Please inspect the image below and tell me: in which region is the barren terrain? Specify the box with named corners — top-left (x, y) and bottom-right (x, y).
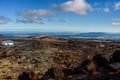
top-left (0, 36), bottom-right (120, 80)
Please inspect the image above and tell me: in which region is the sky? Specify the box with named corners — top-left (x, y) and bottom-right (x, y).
top-left (0, 0), bottom-right (120, 32)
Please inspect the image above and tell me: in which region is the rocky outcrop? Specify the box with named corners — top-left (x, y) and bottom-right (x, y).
top-left (110, 50), bottom-right (120, 63)
top-left (92, 54), bottom-right (110, 68)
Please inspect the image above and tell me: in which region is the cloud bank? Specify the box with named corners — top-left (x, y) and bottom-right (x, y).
top-left (112, 18), bottom-right (120, 26)
top-left (112, 22), bottom-right (120, 26)
top-left (0, 16), bottom-right (11, 24)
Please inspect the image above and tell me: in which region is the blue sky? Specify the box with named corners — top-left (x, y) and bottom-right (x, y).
top-left (0, 0), bottom-right (120, 32)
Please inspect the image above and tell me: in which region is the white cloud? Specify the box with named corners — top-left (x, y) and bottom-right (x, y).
top-left (32, 16), bottom-right (43, 24)
top-left (16, 16), bottom-right (43, 24)
top-left (20, 9), bottom-right (54, 16)
top-left (16, 17), bottom-right (26, 23)
top-left (60, 0), bottom-right (92, 15)
top-left (115, 1), bottom-right (120, 10)
top-left (112, 22), bottom-right (120, 26)
top-left (0, 16), bottom-right (11, 24)
top-left (17, 9), bottom-right (54, 24)
top-left (113, 18), bottom-right (120, 21)
top-left (103, 8), bottom-right (110, 12)
top-left (112, 18), bottom-right (120, 26)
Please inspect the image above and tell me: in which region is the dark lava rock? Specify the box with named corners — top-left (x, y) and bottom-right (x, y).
top-left (65, 73), bottom-right (110, 80)
top-left (67, 40), bottom-right (74, 44)
top-left (18, 71), bottom-right (37, 80)
top-left (63, 59), bottom-right (91, 77)
top-left (40, 68), bottom-right (55, 80)
top-left (18, 72), bottom-right (31, 80)
top-left (110, 63), bottom-right (120, 70)
top-left (92, 54), bottom-right (110, 68)
top-left (110, 50), bottom-right (120, 63)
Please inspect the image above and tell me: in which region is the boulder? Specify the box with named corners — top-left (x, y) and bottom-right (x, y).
top-left (92, 54), bottom-right (110, 68)
top-left (110, 63), bottom-right (120, 70)
top-left (110, 50), bottom-right (120, 63)
top-left (18, 72), bottom-right (31, 80)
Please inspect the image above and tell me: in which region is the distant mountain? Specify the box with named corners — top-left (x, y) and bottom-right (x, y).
top-left (72, 32), bottom-right (108, 37)
top-left (0, 34), bottom-right (4, 37)
top-left (1, 32), bottom-right (120, 40)
top-left (70, 32), bottom-right (120, 40)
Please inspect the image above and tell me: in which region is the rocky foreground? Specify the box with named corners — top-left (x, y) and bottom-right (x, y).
top-left (0, 36), bottom-right (120, 80)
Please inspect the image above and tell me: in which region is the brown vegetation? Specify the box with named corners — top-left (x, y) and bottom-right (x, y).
top-left (0, 36), bottom-right (120, 79)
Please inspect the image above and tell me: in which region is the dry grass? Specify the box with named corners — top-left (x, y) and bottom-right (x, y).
top-left (87, 61), bottom-right (96, 73)
top-left (53, 64), bottom-right (65, 80)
